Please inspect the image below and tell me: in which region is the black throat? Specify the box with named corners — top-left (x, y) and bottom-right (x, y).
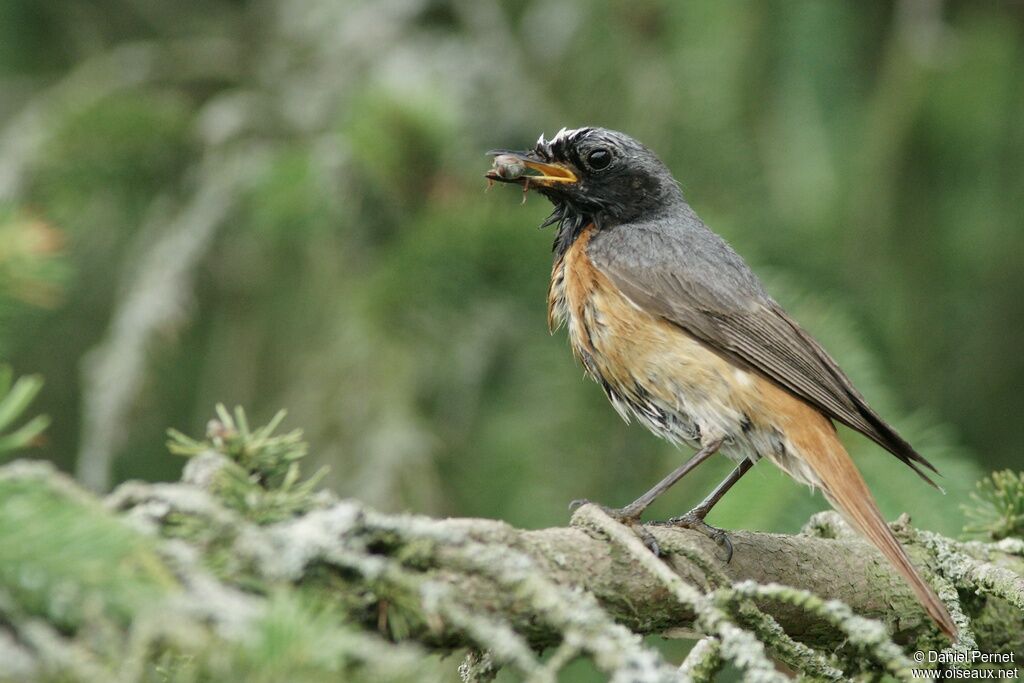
top-left (544, 201), bottom-right (594, 260)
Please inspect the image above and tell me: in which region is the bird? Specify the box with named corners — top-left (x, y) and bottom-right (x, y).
top-left (485, 126), bottom-right (957, 640)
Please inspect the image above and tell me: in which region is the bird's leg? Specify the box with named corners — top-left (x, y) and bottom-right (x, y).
top-left (663, 458), bottom-right (754, 563)
top-left (615, 438), bottom-right (725, 518)
top-left (570, 439), bottom-right (723, 555)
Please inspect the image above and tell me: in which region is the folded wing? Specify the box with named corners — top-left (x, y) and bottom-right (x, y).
top-left (592, 229), bottom-right (940, 486)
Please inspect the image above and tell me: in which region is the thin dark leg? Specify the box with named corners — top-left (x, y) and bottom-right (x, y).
top-left (689, 458), bottom-right (753, 518)
top-left (570, 439), bottom-right (723, 555)
top-left (664, 458), bottom-right (754, 563)
top-left (616, 438), bottom-right (724, 518)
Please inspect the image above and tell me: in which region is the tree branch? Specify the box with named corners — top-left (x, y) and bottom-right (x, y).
top-left (2, 445), bottom-right (1022, 682)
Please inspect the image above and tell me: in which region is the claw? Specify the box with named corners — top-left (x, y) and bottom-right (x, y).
top-left (569, 499), bottom-right (661, 556)
top-left (667, 510), bottom-right (735, 563)
top-left (709, 527), bottom-right (734, 564)
top-left (636, 525), bottom-right (661, 557)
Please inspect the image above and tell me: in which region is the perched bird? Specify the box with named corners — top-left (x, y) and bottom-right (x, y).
top-left (485, 127), bottom-right (957, 639)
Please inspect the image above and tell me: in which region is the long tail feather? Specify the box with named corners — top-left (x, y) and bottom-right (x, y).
top-left (804, 428), bottom-right (958, 639)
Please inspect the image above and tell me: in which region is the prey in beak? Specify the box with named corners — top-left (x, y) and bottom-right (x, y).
top-left (485, 151), bottom-right (577, 203)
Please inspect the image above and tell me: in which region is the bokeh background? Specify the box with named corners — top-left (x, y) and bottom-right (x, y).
top-left (2, 0), bottom-right (1022, 568)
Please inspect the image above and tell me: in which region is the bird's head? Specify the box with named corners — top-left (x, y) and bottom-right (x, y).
top-left (486, 127), bottom-right (683, 232)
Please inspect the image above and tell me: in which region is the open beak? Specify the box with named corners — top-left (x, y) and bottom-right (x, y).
top-left (485, 151), bottom-right (578, 187)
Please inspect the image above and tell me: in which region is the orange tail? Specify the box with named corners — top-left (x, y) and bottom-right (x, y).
top-left (803, 428), bottom-right (958, 639)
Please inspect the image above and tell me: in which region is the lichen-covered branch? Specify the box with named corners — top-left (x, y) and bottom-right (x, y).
top-left (1, 408), bottom-right (1022, 682)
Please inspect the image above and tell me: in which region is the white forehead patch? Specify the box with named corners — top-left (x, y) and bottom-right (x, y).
top-left (535, 127), bottom-right (590, 160)
top-left (539, 127), bottom-right (582, 149)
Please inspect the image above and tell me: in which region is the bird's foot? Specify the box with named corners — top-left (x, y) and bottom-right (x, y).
top-left (661, 509), bottom-right (734, 563)
top-left (569, 498), bottom-right (661, 556)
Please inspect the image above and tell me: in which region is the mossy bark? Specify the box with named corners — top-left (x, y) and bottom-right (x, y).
top-left (1, 456), bottom-right (1021, 682)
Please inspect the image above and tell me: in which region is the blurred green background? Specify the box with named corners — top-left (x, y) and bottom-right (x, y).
top-left (1, 0), bottom-right (1021, 546)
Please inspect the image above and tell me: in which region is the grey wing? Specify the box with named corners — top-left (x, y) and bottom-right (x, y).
top-left (590, 224), bottom-right (940, 486)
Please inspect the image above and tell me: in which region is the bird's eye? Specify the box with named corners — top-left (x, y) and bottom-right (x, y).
top-left (586, 148), bottom-right (612, 171)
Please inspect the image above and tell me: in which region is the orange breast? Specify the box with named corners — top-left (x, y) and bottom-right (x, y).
top-left (549, 226), bottom-right (740, 412)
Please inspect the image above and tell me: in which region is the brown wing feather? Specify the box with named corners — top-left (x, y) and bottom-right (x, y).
top-left (598, 260), bottom-right (941, 487)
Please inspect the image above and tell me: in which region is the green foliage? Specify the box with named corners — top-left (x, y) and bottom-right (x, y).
top-left (167, 405), bottom-right (326, 524)
top-left (963, 470), bottom-right (1024, 541)
top-left (195, 592), bottom-right (435, 683)
top-left (0, 461), bottom-right (442, 683)
top-left (148, 592), bottom-right (438, 683)
top-left (0, 366), bottom-right (49, 459)
top-left (0, 208), bottom-right (67, 354)
top-left (243, 146), bottom-right (339, 241)
top-left (0, 465), bottom-right (175, 631)
top-left (0, 209), bottom-right (64, 305)
top-left (28, 92), bottom-right (196, 226)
